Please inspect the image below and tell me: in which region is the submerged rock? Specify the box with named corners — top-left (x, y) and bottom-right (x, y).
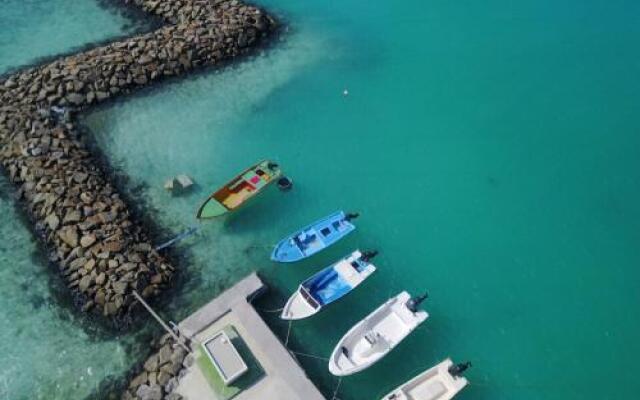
top-left (164, 174), bottom-right (195, 195)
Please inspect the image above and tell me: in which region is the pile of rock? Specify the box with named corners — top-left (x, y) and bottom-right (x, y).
top-left (0, 106), bottom-right (173, 316)
top-left (123, 333), bottom-right (192, 400)
top-left (0, 0), bottom-right (276, 321)
top-left (1, 1), bottom-right (276, 110)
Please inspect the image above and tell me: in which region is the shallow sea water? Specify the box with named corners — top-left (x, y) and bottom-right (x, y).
top-left (0, 2), bottom-right (152, 399)
top-left (0, 0), bottom-right (150, 74)
top-left (0, 175), bottom-right (149, 400)
top-left (2, 0), bottom-right (640, 399)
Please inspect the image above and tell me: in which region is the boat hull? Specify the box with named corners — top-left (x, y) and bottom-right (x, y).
top-left (281, 290), bottom-right (319, 320)
top-left (271, 210), bottom-right (356, 262)
top-left (328, 291), bottom-right (428, 376)
top-left (380, 358), bottom-right (469, 400)
top-left (281, 250), bottom-right (376, 320)
top-left (197, 160), bottom-right (281, 219)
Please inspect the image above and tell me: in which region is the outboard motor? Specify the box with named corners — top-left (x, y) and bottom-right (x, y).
top-left (267, 162), bottom-right (279, 170)
top-left (360, 250), bottom-right (379, 262)
top-left (277, 176), bottom-right (293, 191)
top-left (344, 212), bottom-right (360, 221)
top-left (448, 361), bottom-right (472, 377)
top-left (406, 292), bottom-right (428, 313)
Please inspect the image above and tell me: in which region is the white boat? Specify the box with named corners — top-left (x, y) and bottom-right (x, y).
top-left (380, 358), bottom-right (471, 400)
top-left (328, 291), bottom-right (429, 376)
top-left (280, 250), bottom-right (377, 321)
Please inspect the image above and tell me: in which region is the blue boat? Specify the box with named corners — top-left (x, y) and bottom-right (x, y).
top-left (271, 211), bottom-right (359, 262)
top-left (280, 250), bottom-right (378, 320)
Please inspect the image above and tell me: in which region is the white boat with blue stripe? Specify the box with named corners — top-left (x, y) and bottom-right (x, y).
top-left (271, 211), bottom-right (359, 263)
top-left (280, 250), bottom-right (378, 320)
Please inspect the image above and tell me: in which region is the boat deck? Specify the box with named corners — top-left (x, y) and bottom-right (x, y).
top-left (175, 273), bottom-right (325, 400)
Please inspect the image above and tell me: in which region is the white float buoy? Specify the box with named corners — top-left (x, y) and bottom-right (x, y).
top-left (343, 89), bottom-right (349, 97)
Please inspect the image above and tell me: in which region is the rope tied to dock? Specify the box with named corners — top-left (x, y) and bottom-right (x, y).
top-left (288, 351), bottom-right (329, 362)
top-left (331, 377), bottom-right (343, 400)
top-left (284, 320), bottom-right (293, 347)
top-left (257, 306), bottom-right (284, 313)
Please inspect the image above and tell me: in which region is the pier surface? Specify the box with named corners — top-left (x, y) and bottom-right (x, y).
top-left (176, 273), bottom-right (326, 400)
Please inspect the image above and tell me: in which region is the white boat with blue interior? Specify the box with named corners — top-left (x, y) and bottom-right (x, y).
top-left (281, 250), bottom-right (378, 320)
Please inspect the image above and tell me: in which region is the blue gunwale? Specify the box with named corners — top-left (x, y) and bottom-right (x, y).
top-left (302, 255), bottom-right (371, 306)
top-left (271, 210), bottom-right (356, 263)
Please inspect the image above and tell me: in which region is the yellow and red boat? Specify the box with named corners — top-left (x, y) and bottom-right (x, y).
top-left (196, 160), bottom-right (282, 219)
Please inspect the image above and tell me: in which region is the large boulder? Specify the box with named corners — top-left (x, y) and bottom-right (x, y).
top-left (136, 384), bottom-right (162, 400)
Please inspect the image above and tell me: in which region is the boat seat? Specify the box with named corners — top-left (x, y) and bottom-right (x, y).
top-left (406, 381), bottom-right (447, 400)
top-left (360, 332), bottom-right (389, 358)
top-left (365, 331), bottom-right (378, 345)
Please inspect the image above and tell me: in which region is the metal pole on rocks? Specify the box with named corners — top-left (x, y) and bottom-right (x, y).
top-left (132, 290), bottom-right (192, 353)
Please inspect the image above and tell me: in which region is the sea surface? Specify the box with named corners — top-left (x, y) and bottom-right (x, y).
top-left (2, 0), bottom-right (640, 399)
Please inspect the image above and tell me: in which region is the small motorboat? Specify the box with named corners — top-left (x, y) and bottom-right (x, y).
top-left (197, 160), bottom-right (281, 219)
top-left (281, 250), bottom-right (378, 320)
top-left (380, 358), bottom-right (471, 400)
top-left (328, 291), bottom-right (429, 376)
top-left (271, 210), bottom-right (359, 262)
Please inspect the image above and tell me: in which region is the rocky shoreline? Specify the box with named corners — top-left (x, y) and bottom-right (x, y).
top-left (122, 334), bottom-right (191, 400)
top-left (0, 0), bottom-right (276, 321)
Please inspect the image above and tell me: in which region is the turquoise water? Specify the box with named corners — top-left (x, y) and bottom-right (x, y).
top-left (0, 0), bottom-right (149, 74)
top-left (2, 0), bottom-right (640, 399)
top-left (0, 2), bottom-right (153, 400)
top-left (82, 0), bottom-right (640, 399)
top-left (0, 176), bottom-right (147, 399)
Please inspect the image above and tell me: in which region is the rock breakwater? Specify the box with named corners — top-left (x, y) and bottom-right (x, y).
top-left (0, 0), bottom-right (276, 321)
top-left (123, 333), bottom-right (190, 400)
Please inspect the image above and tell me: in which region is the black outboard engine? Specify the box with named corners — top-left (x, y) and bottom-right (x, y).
top-left (277, 176), bottom-right (293, 191)
top-left (344, 212), bottom-right (360, 221)
top-left (360, 250), bottom-right (379, 262)
top-left (448, 361), bottom-right (472, 377)
top-left (406, 292), bottom-right (428, 313)
top-left (267, 162), bottom-right (279, 170)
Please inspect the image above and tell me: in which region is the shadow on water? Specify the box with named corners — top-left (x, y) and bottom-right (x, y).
top-left (222, 186), bottom-right (296, 234)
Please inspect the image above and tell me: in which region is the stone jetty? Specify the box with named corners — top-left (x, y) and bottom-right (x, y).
top-left (124, 333), bottom-right (190, 400)
top-left (0, 0), bottom-right (276, 320)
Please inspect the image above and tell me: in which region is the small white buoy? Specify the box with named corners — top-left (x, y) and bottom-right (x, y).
top-left (343, 89), bottom-right (349, 97)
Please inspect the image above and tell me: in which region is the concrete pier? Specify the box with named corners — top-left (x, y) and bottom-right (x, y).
top-left (175, 273), bottom-right (326, 400)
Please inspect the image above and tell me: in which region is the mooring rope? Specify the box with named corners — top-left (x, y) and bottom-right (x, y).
top-left (288, 351), bottom-right (329, 362)
top-left (284, 320), bottom-right (293, 347)
top-left (277, 320), bottom-right (344, 399)
top-left (155, 226), bottom-right (198, 251)
top-left (258, 307), bottom-right (285, 313)
top-left (331, 377), bottom-right (343, 400)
